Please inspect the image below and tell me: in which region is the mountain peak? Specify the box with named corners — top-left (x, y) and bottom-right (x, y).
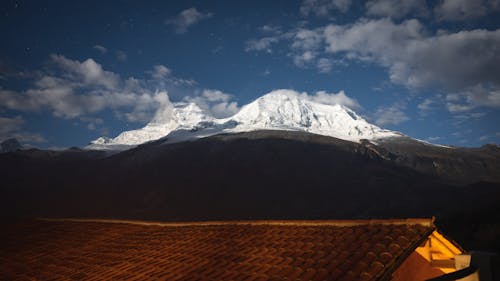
top-left (0, 138), bottom-right (23, 153)
top-left (231, 89), bottom-right (395, 141)
top-left (87, 89), bottom-right (401, 150)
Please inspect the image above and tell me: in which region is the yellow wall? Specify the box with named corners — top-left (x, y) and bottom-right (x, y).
top-left (415, 230), bottom-right (463, 273)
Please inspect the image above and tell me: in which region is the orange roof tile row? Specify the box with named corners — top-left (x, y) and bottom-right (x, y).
top-left (1, 219), bottom-right (434, 281)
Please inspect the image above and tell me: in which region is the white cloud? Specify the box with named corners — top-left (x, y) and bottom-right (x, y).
top-left (171, 77), bottom-right (197, 86)
top-left (290, 28), bottom-right (324, 68)
top-left (211, 45), bottom-right (223, 54)
top-left (151, 65), bottom-right (172, 80)
top-left (245, 27), bottom-right (296, 54)
top-left (479, 135), bottom-right (490, 141)
top-left (426, 136), bottom-right (441, 142)
top-left (256, 89), bottom-right (360, 109)
top-left (0, 115), bottom-right (45, 143)
top-left (434, 0), bottom-right (499, 21)
top-left (147, 91), bottom-right (176, 124)
top-left (210, 102), bottom-right (240, 118)
top-left (446, 103), bottom-right (475, 113)
top-left (418, 98), bottom-right (435, 112)
top-left (261, 69), bottom-right (271, 76)
top-left (0, 78), bottom-right (110, 118)
top-left (260, 25), bottom-right (282, 34)
top-left (245, 37), bottom-right (280, 53)
top-left (0, 89), bottom-right (38, 111)
top-left (0, 116), bottom-right (24, 135)
top-left (452, 112), bottom-right (485, 126)
top-left (462, 85), bottom-right (500, 108)
top-left (292, 29), bottom-right (324, 51)
top-left (50, 54), bottom-right (119, 89)
top-left (201, 89), bottom-right (232, 102)
top-left (184, 89), bottom-right (240, 118)
top-left (293, 51), bottom-right (316, 67)
top-left (373, 103), bottom-right (409, 126)
top-left (116, 50), bottom-right (127, 62)
top-left (0, 55), bottom-right (174, 122)
top-left (247, 17), bottom-right (500, 113)
top-left (323, 18), bottom-right (424, 72)
top-left (365, 0), bottom-right (429, 19)
top-left (322, 19), bottom-right (500, 111)
top-left (124, 91), bottom-right (171, 122)
top-left (167, 7), bottom-right (213, 34)
top-left (300, 0), bottom-right (352, 17)
top-left (317, 58), bottom-right (333, 73)
top-left (307, 90), bottom-right (360, 109)
top-left (80, 116), bottom-right (103, 131)
top-left (148, 64), bottom-right (196, 86)
top-left (93, 45), bottom-right (108, 54)
top-left (446, 84), bottom-right (500, 112)
top-left (325, 19), bottom-right (500, 88)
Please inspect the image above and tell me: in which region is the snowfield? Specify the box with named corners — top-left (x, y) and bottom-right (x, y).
top-left (88, 89), bottom-right (401, 150)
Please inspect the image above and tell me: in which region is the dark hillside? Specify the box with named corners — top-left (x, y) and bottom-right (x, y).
top-left (1, 131), bottom-right (499, 252)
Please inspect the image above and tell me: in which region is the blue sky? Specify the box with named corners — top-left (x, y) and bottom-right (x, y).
top-left (1, 0), bottom-right (499, 148)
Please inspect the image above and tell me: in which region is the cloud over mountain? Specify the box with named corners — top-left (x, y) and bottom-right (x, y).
top-left (0, 55), bottom-right (158, 120)
top-left (365, 0), bottom-right (429, 19)
top-left (246, 17), bottom-right (500, 113)
top-left (166, 7), bottom-right (213, 34)
top-left (434, 0), bottom-right (500, 21)
top-left (184, 89), bottom-right (240, 118)
top-left (0, 55), bottom-right (224, 124)
top-left (300, 0), bottom-right (352, 17)
top-left (0, 116), bottom-right (45, 143)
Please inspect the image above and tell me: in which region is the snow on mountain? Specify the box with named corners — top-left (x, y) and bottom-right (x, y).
top-left (229, 90), bottom-right (398, 141)
top-left (87, 89), bottom-right (401, 150)
top-left (88, 101), bottom-right (214, 150)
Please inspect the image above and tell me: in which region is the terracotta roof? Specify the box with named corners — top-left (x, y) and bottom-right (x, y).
top-left (1, 218), bottom-right (435, 281)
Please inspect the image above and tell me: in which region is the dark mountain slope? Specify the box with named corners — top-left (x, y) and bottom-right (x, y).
top-left (0, 130), bottom-right (497, 220)
top-left (373, 136), bottom-right (500, 184)
top-left (2, 130), bottom-right (500, 251)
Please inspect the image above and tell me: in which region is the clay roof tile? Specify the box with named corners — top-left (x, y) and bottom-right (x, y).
top-left (1, 218), bottom-right (435, 281)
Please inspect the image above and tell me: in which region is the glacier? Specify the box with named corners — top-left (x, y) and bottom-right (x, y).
top-left (87, 89), bottom-right (401, 150)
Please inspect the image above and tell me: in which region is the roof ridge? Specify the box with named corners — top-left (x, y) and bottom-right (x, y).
top-left (38, 217), bottom-right (434, 227)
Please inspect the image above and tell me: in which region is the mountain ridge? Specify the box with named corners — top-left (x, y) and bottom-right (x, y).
top-left (88, 89), bottom-right (402, 150)
top-left (2, 129), bottom-right (500, 252)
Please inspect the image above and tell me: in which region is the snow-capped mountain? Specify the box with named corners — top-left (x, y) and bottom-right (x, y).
top-left (88, 89), bottom-right (401, 150)
top-left (89, 101), bottom-right (214, 150)
top-left (230, 90), bottom-right (398, 141)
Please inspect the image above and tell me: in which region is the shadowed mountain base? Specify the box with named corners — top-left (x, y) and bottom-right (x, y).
top-left (1, 131), bottom-right (499, 252)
